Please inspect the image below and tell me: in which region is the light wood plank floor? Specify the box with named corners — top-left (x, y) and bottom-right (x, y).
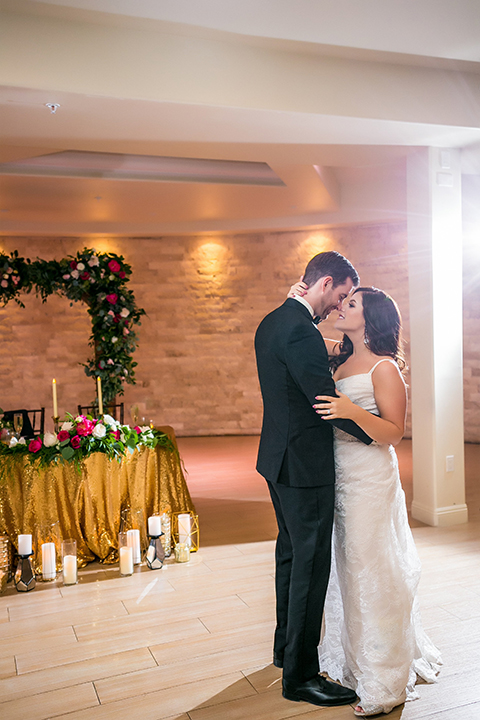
top-left (0, 438), bottom-right (479, 720)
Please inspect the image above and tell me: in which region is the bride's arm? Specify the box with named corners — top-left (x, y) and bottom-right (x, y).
top-left (313, 361), bottom-right (407, 445)
top-left (287, 279), bottom-right (341, 357)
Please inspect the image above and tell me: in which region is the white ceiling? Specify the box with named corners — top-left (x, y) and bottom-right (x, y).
top-left (1, 0), bottom-right (480, 236)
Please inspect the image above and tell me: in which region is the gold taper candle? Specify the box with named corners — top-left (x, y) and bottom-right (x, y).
top-left (52, 378), bottom-right (58, 417)
top-left (97, 376), bottom-right (103, 415)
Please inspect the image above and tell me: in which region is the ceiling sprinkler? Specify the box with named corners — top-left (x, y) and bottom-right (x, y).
top-left (45, 103), bottom-right (60, 114)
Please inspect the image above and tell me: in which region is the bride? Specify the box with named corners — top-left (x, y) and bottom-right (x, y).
top-left (290, 281), bottom-right (442, 717)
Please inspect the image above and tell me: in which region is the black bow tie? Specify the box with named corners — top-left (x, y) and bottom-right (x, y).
top-left (312, 316), bottom-right (321, 325)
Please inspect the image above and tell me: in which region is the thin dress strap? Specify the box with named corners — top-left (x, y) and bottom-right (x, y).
top-left (368, 358), bottom-right (398, 375)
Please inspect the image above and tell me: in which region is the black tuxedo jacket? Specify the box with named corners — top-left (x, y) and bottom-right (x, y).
top-left (255, 298), bottom-right (372, 488)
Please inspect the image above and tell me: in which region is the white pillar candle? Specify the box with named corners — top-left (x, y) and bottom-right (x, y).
top-left (119, 545), bottom-right (133, 575)
top-left (52, 378), bottom-right (58, 417)
top-left (18, 534), bottom-right (32, 556)
top-left (178, 513), bottom-right (191, 547)
top-left (63, 555), bottom-right (77, 585)
top-left (42, 542), bottom-right (56, 580)
top-left (97, 376), bottom-right (103, 415)
top-left (127, 529), bottom-right (141, 564)
top-left (148, 515), bottom-right (161, 536)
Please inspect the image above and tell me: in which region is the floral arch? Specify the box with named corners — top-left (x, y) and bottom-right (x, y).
top-left (0, 248), bottom-right (145, 403)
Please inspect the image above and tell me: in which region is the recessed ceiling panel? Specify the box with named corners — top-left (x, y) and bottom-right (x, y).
top-left (0, 150), bottom-right (285, 186)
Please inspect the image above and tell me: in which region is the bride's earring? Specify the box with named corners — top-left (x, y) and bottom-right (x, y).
top-left (364, 332), bottom-right (369, 348)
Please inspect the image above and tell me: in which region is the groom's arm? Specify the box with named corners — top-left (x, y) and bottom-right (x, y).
top-left (285, 322), bottom-right (373, 445)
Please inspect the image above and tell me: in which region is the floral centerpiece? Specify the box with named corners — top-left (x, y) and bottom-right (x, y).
top-left (0, 413), bottom-right (175, 473)
top-left (0, 248), bottom-right (145, 402)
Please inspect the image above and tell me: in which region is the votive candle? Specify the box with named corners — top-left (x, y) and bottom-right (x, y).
top-left (41, 542), bottom-right (56, 581)
top-left (18, 534), bottom-right (32, 556)
top-left (148, 515), bottom-right (161, 536)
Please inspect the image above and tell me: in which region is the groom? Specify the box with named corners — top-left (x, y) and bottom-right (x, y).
top-left (255, 251), bottom-right (372, 707)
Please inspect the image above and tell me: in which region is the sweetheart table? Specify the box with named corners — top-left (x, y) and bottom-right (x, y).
top-left (0, 427), bottom-right (195, 567)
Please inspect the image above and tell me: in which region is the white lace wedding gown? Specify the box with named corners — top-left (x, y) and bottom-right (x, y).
top-left (319, 360), bottom-right (442, 715)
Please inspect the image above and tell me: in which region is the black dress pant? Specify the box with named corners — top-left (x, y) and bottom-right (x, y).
top-left (268, 480), bottom-right (335, 683)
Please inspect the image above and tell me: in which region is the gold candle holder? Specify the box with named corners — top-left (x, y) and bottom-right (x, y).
top-left (52, 416), bottom-right (60, 433)
top-left (0, 535), bottom-right (12, 592)
top-left (171, 512), bottom-right (199, 552)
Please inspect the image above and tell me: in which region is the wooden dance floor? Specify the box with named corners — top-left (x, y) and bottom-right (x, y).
top-left (0, 437), bottom-right (479, 720)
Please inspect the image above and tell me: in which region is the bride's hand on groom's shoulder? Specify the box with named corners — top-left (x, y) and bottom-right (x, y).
top-left (313, 390), bottom-right (355, 420)
top-left (287, 276), bottom-right (308, 298)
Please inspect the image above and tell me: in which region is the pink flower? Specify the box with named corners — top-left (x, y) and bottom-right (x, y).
top-left (80, 271), bottom-right (90, 281)
top-left (106, 294), bottom-right (118, 305)
top-left (63, 274), bottom-right (70, 280)
top-left (1, 280), bottom-right (7, 288)
top-left (70, 435), bottom-right (81, 449)
top-left (111, 429), bottom-right (120, 441)
top-left (107, 359), bottom-right (114, 365)
top-left (76, 419), bottom-right (95, 436)
top-left (12, 276), bottom-right (20, 285)
top-left (119, 271), bottom-right (126, 279)
top-left (107, 310), bottom-right (115, 317)
top-left (57, 430), bottom-right (70, 442)
top-left (123, 328), bottom-right (130, 336)
top-left (108, 259), bottom-right (121, 273)
top-left (28, 437), bottom-right (42, 453)
top-left (134, 426), bottom-right (141, 434)
top-left (70, 260), bottom-right (77, 270)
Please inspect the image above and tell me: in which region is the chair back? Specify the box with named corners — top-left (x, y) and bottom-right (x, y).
top-left (2, 408), bottom-right (45, 438)
top-left (77, 402), bottom-right (124, 424)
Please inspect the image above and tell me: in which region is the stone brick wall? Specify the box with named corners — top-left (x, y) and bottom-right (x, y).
top-left (0, 223), bottom-right (478, 439)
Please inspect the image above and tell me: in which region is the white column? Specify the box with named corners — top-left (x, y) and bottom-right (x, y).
top-left (407, 147), bottom-right (467, 526)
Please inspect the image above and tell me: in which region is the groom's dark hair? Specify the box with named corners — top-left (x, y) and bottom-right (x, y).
top-left (303, 251), bottom-right (359, 288)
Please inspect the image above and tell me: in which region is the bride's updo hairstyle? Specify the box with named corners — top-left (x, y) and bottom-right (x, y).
top-left (330, 287), bottom-right (406, 373)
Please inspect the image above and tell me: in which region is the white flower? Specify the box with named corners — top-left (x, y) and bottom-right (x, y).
top-left (9, 437), bottom-right (18, 448)
top-left (120, 308), bottom-right (130, 318)
top-left (111, 336), bottom-right (118, 344)
top-left (139, 425), bottom-right (150, 433)
top-left (77, 262), bottom-right (85, 271)
top-left (61, 421), bottom-right (73, 431)
top-left (44, 432), bottom-right (58, 447)
top-left (92, 423), bottom-right (106, 439)
top-left (88, 255), bottom-right (100, 267)
top-left (120, 432), bottom-right (126, 443)
top-left (109, 274), bottom-right (115, 281)
top-left (18, 437), bottom-right (26, 445)
top-left (71, 269), bottom-right (79, 279)
top-left (103, 414), bottom-right (118, 427)
top-left (74, 416), bottom-right (84, 423)
top-left (3, 274), bottom-right (8, 279)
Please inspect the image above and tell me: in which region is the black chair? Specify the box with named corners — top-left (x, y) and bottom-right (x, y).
top-left (77, 402), bottom-right (124, 424)
top-left (2, 408), bottom-right (45, 438)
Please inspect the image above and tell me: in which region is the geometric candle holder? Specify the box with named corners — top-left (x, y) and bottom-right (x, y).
top-left (171, 512), bottom-right (199, 552)
top-left (145, 534), bottom-right (166, 570)
top-left (14, 554), bottom-right (36, 592)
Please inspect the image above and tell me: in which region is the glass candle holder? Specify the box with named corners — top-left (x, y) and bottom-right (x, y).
top-left (118, 532), bottom-right (134, 576)
top-left (41, 542), bottom-right (56, 581)
top-left (145, 535), bottom-right (165, 570)
top-left (174, 542), bottom-right (190, 563)
top-left (161, 512), bottom-right (172, 557)
top-left (62, 539), bottom-right (77, 586)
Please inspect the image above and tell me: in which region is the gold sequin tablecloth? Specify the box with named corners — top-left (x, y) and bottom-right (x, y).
top-left (0, 436), bottom-right (195, 567)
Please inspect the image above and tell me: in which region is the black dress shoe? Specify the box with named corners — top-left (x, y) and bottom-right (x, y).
top-left (273, 652), bottom-right (283, 668)
top-left (283, 675), bottom-right (357, 707)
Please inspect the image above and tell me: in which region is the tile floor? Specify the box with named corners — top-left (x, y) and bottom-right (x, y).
top-left (0, 437), bottom-right (479, 720)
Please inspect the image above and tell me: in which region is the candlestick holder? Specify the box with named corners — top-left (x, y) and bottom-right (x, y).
top-left (145, 534), bottom-right (166, 570)
top-left (14, 554), bottom-right (36, 592)
top-left (52, 416), bottom-right (60, 433)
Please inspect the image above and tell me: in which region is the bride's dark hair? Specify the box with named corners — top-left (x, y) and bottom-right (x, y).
top-left (330, 286), bottom-right (406, 373)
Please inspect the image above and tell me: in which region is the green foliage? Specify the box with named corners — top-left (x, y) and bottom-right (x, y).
top-left (0, 413), bottom-right (176, 476)
top-left (0, 248), bottom-right (145, 402)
